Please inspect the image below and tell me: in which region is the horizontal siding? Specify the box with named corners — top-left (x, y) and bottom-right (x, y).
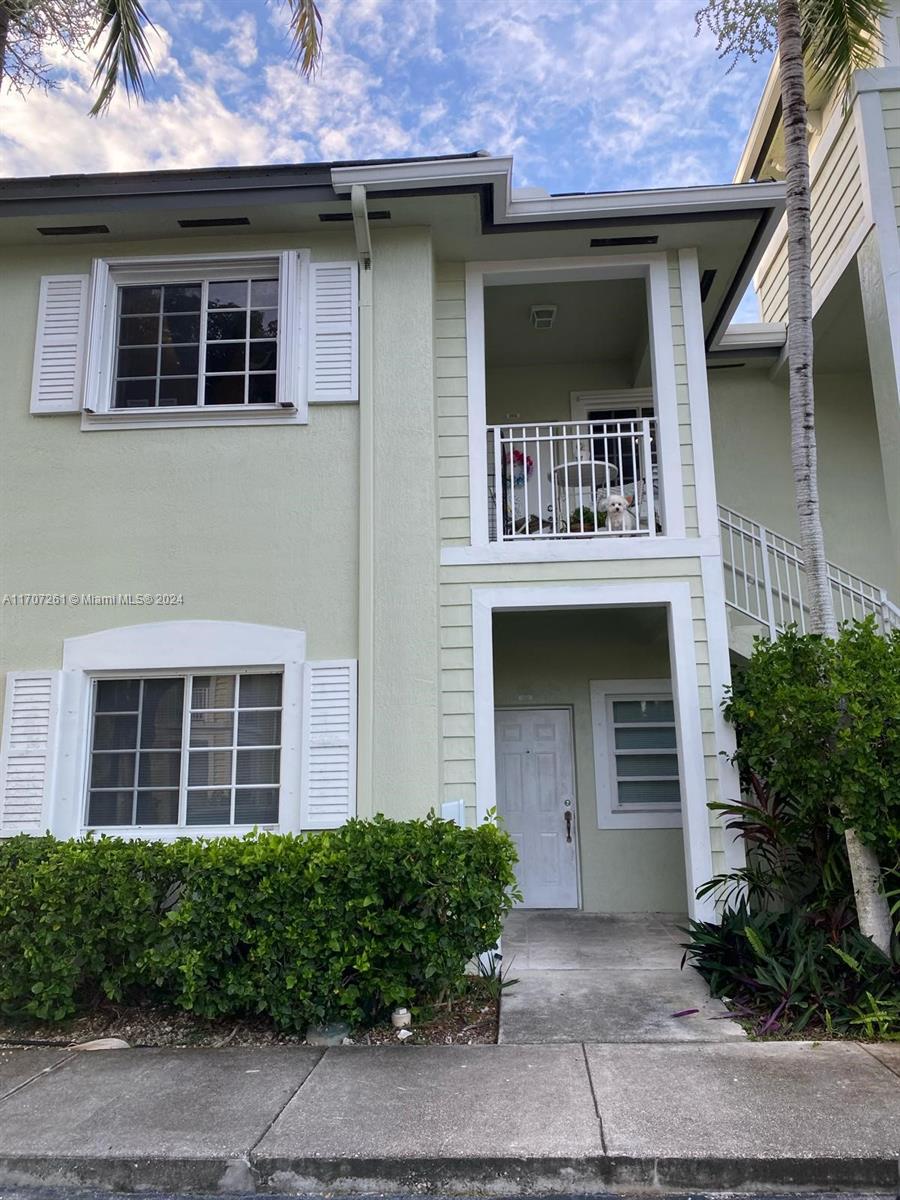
top-left (882, 90), bottom-right (900, 235)
top-left (438, 558), bottom-right (727, 877)
top-left (757, 111), bottom-right (867, 323)
top-left (668, 256), bottom-right (699, 537)
top-left (434, 263), bottom-right (470, 547)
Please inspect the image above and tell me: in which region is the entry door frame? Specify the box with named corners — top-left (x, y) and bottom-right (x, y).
top-left (472, 580), bottom-right (720, 922)
top-left (494, 704), bottom-right (581, 910)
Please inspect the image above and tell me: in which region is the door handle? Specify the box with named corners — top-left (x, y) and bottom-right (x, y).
top-left (564, 809), bottom-right (573, 843)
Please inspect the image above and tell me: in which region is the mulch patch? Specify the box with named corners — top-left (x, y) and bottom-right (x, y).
top-left (0, 982), bottom-right (498, 1049)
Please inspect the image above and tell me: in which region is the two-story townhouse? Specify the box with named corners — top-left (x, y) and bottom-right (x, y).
top-left (1, 92), bottom-right (897, 923)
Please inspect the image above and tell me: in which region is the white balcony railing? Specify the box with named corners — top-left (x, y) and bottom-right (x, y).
top-left (719, 505), bottom-right (900, 638)
top-left (487, 418), bottom-right (659, 542)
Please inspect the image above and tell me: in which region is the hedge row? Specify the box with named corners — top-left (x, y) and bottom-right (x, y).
top-left (0, 816), bottom-right (519, 1031)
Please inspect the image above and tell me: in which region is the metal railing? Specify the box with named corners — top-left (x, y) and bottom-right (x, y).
top-left (487, 418), bottom-right (659, 542)
top-left (719, 505), bottom-right (900, 637)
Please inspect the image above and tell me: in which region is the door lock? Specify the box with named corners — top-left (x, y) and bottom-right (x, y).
top-left (564, 809), bottom-right (573, 843)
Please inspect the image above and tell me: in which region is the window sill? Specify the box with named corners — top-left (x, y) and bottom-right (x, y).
top-left (83, 824), bottom-right (281, 841)
top-left (81, 404), bottom-right (306, 432)
top-left (598, 808), bottom-right (683, 830)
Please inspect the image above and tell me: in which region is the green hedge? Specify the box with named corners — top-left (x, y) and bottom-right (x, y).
top-left (0, 816), bottom-right (518, 1031)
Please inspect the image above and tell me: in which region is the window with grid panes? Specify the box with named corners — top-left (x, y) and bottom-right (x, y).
top-left (86, 672), bottom-right (282, 827)
top-left (113, 277), bottom-right (278, 409)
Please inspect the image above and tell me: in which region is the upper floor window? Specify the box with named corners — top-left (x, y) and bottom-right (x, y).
top-left (114, 277), bottom-right (279, 410)
top-left (30, 253), bottom-right (359, 427)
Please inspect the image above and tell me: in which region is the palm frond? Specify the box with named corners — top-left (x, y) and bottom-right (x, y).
top-left (284, 0), bottom-right (323, 78)
top-left (802, 0), bottom-right (888, 97)
top-left (87, 0), bottom-right (155, 117)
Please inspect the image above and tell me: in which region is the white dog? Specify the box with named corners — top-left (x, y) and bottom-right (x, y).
top-left (604, 493), bottom-right (637, 533)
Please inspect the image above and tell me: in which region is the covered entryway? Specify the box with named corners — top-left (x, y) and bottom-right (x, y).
top-left (498, 910), bottom-right (745, 1043)
top-left (495, 707), bottom-right (578, 908)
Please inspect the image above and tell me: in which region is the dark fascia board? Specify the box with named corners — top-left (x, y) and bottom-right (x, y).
top-left (0, 152), bottom-right (485, 212)
top-left (706, 345), bottom-right (783, 362)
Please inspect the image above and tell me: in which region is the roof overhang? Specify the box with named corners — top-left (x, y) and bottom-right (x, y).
top-left (0, 151), bottom-right (785, 351)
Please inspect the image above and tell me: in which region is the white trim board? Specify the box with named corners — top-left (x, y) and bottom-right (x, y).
top-left (471, 580), bottom-right (717, 921)
top-left (54, 621), bottom-right (307, 840)
top-left (678, 249), bottom-right (720, 541)
top-left (465, 252), bottom-right (686, 551)
top-left (441, 535), bottom-right (721, 566)
top-left (700, 554), bottom-right (746, 876)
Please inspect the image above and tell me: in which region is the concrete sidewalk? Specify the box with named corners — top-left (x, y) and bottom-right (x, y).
top-left (0, 1041), bottom-right (898, 1193)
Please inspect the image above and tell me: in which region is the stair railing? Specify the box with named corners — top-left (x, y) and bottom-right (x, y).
top-left (719, 505), bottom-right (900, 638)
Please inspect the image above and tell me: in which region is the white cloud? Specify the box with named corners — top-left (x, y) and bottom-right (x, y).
top-left (0, 0), bottom-right (771, 189)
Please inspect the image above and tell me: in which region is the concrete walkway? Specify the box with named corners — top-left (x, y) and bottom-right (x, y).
top-left (499, 910), bottom-right (745, 1043)
top-left (0, 1041), bottom-right (898, 1192)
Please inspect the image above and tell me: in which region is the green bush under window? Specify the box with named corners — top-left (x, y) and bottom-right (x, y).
top-left (0, 815), bottom-right (519, 1030)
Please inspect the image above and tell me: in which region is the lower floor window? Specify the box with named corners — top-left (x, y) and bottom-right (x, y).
top-left (591, 679), bottom-right (682, 829)
top-left (609, 696), bottom-right (680, 808)
top-left (87, 672), bottom-right (282, 828)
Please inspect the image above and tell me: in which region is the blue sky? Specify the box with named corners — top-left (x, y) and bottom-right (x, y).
top-left (0, 0), bottom-right (774, 312)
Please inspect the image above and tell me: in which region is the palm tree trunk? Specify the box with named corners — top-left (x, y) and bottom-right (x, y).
top-left (775, 0), bottom-right (837, 640)
top-left (776, 0), bottom-right (892, 957)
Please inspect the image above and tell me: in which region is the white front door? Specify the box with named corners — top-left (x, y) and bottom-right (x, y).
top-left (495, 708), bottom-right (578, 908)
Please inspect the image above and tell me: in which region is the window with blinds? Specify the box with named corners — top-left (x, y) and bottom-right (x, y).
top-left (86, 672), bottom-right (282, 829)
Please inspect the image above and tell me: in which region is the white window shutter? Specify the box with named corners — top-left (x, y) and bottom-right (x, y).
top-left (0, 672), bottom-right (60, 836)
top-left (300, 660), bottom-right (357, 828)
top-left (308, 262), bottom-right (358, 404)
top-left (30, 275), bottom-right (89, 414)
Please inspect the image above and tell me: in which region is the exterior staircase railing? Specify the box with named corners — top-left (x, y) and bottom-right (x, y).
top-left (719, 505), bottom-right (900, 639)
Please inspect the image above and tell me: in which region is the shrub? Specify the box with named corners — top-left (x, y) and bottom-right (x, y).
top-left (0, 816), bottom-right (518, 1030)
top-left (683, 620), bottom-right (900, 1037)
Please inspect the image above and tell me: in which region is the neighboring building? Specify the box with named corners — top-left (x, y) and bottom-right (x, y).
top-left (1, 10), bottom-right (898, 920)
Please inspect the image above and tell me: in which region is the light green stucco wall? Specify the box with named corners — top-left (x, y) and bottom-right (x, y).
top-left (0, 231), bottom-right (359, 685)
top-left (368, 228), bottom-right (442, 817)
top-left (0, 227), bottom-right (443, 819)
top-left (708, 368), bottom-right (898, 596)
top-left (493, 608), bottom-right (687, 913)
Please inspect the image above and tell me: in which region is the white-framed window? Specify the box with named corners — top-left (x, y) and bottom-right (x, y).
top-left (0, 622), bottom-right (358, 840)
top-left (590, 678), bottom-right (682, 829)
top-left (86, 670), bottom-right (283, 830)
top-left (30, 254), bottom-right (359, 428)
top-left (84, 252), bottom-right (303, 427)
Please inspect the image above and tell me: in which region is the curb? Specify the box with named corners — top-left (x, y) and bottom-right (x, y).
top-left (1, 1152), bottom-right (898, 1193)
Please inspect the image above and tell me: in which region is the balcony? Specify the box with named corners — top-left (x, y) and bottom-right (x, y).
top-left (487, 418), bottom-right (659, 542)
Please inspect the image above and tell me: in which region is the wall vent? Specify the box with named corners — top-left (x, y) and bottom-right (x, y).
top-left (530, 304), bottom-right (557, 330)
top-left (589, 235), bottom-right (658, 248)
top-left (37, 225), bottom-right (109, 236)
top-left (318, 210), bottom-right (391, 222)
top-left (178, 217), bottom-right (251, 228)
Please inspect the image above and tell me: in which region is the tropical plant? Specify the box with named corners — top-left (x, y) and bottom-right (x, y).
top-left (696, 0), bottom-right (890, 950)
top-left (0, 0), bottom-right (323, 115)
top-left (683, 903), bottom-right (900, 1036)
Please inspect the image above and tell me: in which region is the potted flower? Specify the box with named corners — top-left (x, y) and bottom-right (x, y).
top-left (568, 506), bottom-right (606, 533)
